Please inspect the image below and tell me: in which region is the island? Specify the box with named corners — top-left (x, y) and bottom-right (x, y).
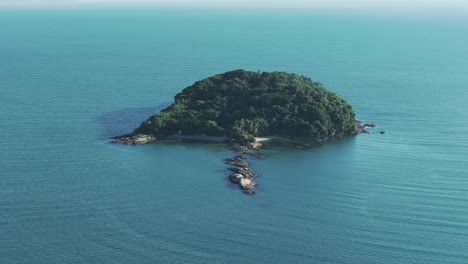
top-left (112, 69), bottom-right (371, 194)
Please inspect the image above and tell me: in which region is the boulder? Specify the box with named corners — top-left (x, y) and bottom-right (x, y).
top-left (229, 173), bottom-right (244, 184)
top-left (239, 178), bottom-right (257, 190)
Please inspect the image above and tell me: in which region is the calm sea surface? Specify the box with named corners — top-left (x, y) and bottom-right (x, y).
top-left (1, 10), bottom-right (467, 264)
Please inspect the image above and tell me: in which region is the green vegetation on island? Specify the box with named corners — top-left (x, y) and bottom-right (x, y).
top-left (126, 69), bottom-right (359, 143)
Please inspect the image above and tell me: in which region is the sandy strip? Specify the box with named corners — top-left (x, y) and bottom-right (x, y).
top-left (255, 136), bottom-right (281, 142)
top-left (167, 135), bottom-right (280, 143)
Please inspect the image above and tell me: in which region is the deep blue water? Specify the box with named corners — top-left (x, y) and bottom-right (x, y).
top-left (1, 10), bottom-right (468, 264)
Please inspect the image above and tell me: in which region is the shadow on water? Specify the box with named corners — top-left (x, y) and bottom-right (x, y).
top-left (96, 105), bottom-right (168, 140)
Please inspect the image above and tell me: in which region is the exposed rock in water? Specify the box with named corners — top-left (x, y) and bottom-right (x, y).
top-left (356, 121), bottom-right (376, 134)
top-left (239, 178), bottom-right (258, 190)
top-left (229, 173), bottom-right (244, 184)
top-left (111, 134), bottom-right (156, 145)
top-left (226, 154), bottom-right (259, 194)
top-left (225, 155), bottom-right (249, 168)
top-left (228, 142), bottom-right (263, 156)
top-left (228, 167), bottom-right (257, 179)
top-left (360, 127), bottom-right (370, 134)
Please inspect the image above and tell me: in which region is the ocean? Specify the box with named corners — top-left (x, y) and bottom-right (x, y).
top-left (1, 9), bottom-right (467, 264)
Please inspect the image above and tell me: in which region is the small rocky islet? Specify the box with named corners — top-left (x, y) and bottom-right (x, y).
top-left (225, 155), bottom-right (259, 195)
top-left (111, 69), bottom-right (381, 195)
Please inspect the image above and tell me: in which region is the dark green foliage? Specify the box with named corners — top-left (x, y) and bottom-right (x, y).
top-left (133, 70), bottom-right (358, 141)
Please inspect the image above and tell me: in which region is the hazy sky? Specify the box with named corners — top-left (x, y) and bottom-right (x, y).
top-left (1, 0), bottom-right (467, 12)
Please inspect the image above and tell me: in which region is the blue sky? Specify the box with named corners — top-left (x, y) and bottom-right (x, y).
top-left (1, 0), bottom-right (467, 12)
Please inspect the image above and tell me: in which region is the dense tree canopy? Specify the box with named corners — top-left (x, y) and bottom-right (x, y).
top-left (132, 70), bottom-right (358, 142)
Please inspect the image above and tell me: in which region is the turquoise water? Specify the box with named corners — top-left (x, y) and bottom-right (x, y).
top-left (1, 10), bottom-right (468, 263)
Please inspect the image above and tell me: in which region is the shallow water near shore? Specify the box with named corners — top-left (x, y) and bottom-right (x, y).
top-left (1, 10), bottom-right (468, 264)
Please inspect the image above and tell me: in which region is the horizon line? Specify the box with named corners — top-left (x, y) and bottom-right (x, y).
top-left (1, 5), bottom-right (468, 15)
top-left (1, 1), bottom-right (468, 12)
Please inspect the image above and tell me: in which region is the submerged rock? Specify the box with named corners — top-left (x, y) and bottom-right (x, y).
top-left (242, 190), bottom-right (256, 195)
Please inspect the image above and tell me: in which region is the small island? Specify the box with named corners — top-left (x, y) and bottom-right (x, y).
top-left (114, 69), bottom-right (361, 142)
top-left (113, 69), bottom-right (371, 194)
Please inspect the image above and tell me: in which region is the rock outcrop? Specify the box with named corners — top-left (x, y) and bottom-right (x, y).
top-left (228, 142), bottom-right (263, 156)
top-left (355, 120), bottom-right (378, 134)
top-left (363, 123), bottom-right (376, 127)
top-left (225, 155), bottom-right (249, 168)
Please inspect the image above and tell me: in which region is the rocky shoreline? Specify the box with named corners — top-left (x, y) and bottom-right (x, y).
top-left (110, 119), bottom-right (379, 146)
top-left (111, 134), bottom-right (156, 145)
top-left (228, 142), bottom-right (263, 156)
top-left (355, 118), bottom-right (378, 134)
